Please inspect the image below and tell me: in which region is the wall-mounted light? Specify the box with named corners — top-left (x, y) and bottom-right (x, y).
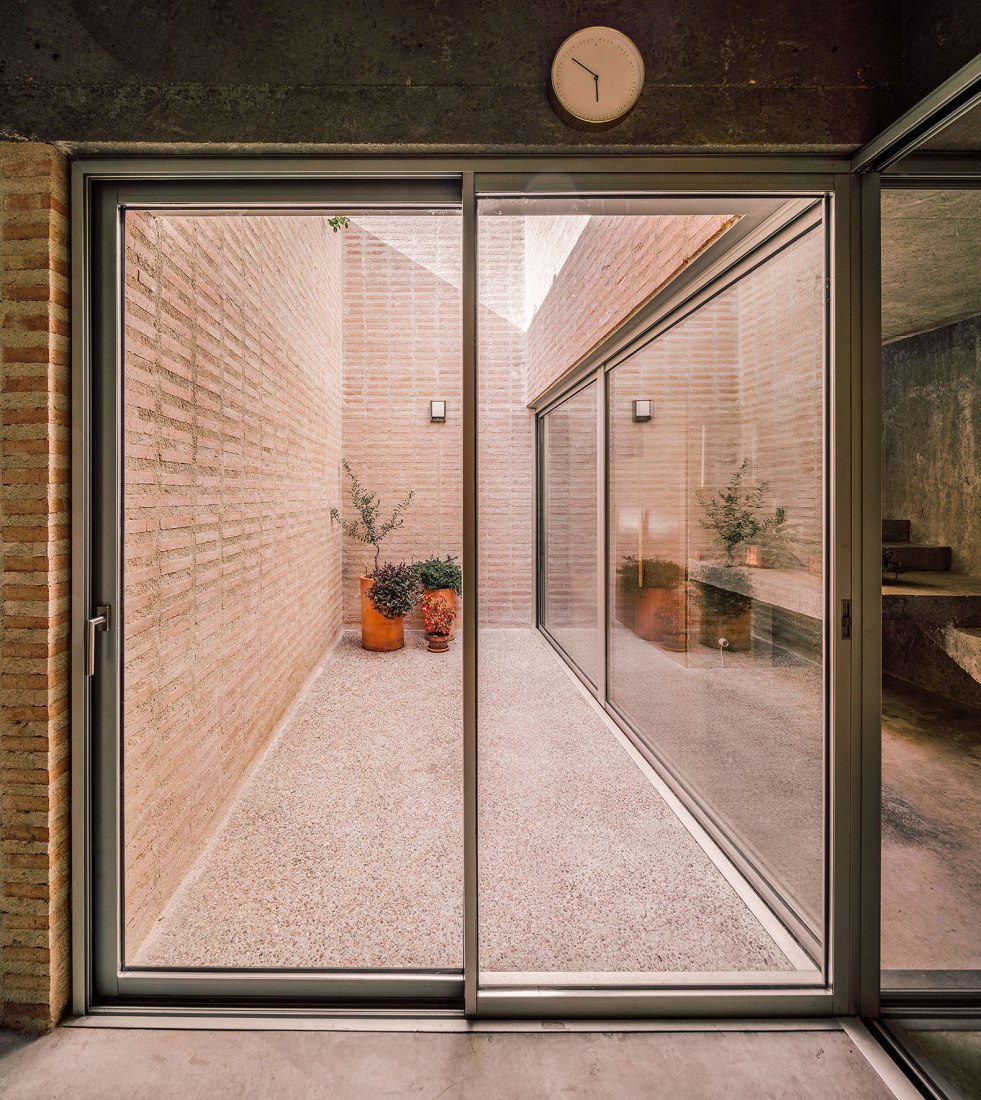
top-left (632, 399), bottom-right (653, 422)
top-left (430, 400), bottom-right (447, 423)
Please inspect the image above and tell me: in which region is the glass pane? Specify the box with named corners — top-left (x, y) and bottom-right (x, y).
top-left (121, 209), bottom-right (463, 970)
top-left (541, 384), bottom-right (600, 684)
top-left (880, 186), bottom-right (981, 991)
top-left (607, 224), bottom-right (827, 954)
top-left (476, 194), bottom-right (824, 981)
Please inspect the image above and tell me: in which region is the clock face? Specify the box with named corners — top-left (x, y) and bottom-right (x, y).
top-left (550, 27), bottom-right (645, 127)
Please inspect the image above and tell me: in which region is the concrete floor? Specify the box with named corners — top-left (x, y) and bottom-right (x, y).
top-left (133, 628), bottom-right (795, 973)
top-left (0, 1024), bottom-right (900, 1100)
top-left (881, 675), bottom-right (981, 974)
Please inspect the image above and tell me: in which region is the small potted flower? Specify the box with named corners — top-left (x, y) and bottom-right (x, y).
top-left (422, 592), bottom-right (455, 653)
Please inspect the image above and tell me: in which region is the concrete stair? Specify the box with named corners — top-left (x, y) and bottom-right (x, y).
top-left (944, 626), bottom-right (981, 686)
top-left (882, 518), bottom-right (953, 573)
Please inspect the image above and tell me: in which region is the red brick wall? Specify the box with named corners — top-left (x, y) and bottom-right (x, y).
top-left (0, 143), bottom-right (71, 1031)
top-left (339, 215), bottom-right (462, 626)
top-left (122, 213), bottom-right (344, 955)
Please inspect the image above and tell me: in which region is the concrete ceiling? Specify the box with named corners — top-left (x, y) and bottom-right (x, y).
top-left (918, 100), bottom-right (981, 151)
top-left (881, 188), bottom-right (981, 342)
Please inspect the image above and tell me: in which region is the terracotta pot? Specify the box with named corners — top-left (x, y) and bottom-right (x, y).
top-left (697, 600), bottom-right (753, 652)
top-left (423, 587), bottom-right (458, 639)
top-left (360, 575), bottom-right (404, 652)
top-left (615, 585), bottom-right (637, 629)
top-left (426, 632), bottom-right (450, 653)
top-left (634, 587), bottom-right (680, 642)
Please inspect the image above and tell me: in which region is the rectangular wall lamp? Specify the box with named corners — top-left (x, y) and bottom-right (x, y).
top-left (632, 399), bottom-right (653, 422)
top-left (430, 400), bottom-right (446, 422)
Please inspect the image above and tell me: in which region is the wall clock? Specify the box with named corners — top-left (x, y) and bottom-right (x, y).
top-left (550, 26), bottom-right (645, 130)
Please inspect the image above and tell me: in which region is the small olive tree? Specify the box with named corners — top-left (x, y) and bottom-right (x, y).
top-left (696, 458), bottom-right (786, 566)
top-left (329, 459), bottom-right (414, 575)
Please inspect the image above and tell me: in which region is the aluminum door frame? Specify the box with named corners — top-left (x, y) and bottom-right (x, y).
top-left (71, 155), bottom-right (869, 1021)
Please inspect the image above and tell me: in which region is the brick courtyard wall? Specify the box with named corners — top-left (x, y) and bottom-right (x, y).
top-left (0, 143), bottom-right (71, 1032)
top-left (525, 214), bottom-right (736, 403)
top-left (477, 217), bottom-right (535, 627)
top-left (122, 213), bottom-right (344, 955)
top-left (339, 216), bottom-right (463, 627)
top-left (608, 294), bottom-right (742, 592)
top-left (542, 384), bottom-right (599, 630)
top-left (736, 226), bottom-right (825, 565)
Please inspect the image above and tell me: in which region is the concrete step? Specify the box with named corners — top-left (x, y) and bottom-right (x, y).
top-left (943, 626), bottom-right (981, 687)
top-left (882, 518), bottom-right (911, 543)
top-left (884, 542), bottom-right (953, 572)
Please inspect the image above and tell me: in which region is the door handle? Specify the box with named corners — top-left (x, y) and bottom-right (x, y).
top-left (85, 605), bottom-right (111, 677)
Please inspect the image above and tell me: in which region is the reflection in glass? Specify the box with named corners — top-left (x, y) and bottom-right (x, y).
top-left (607, 226), bottom-right (827, 944)
top-left (541, 384), bottom-right (600, 684)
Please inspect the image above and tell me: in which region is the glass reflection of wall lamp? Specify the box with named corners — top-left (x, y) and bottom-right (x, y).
top-left (430, 400), bottom-right (447, 423)
top-left (632, 399), bottom-right (653, 422)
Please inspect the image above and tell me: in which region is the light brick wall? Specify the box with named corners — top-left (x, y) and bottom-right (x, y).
top-left (477, 217), bottom-right (535, 627)
top-left (607, 226), bottom-right (825, 635)
top-left (526, 214), bottom-right (736, 403)
top-left (339, 215), bottom-right (462, 626)
top-left (122, 213), bottom-right (344, 955)
top-left (0, 143), bottom-right (71, 1032)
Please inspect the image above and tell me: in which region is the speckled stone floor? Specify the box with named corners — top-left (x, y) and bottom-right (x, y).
top-left (607, 623), bottom-right (826, 931)
top-left (133, 628), bottom-right (794, 973)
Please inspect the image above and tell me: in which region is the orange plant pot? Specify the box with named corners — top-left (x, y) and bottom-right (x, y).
top-left (423, 587), bottom-right (458, 640)
top-left (634, 587), bottom-right (680, 642)
top-left (360, 575), bottom-right (405, 652)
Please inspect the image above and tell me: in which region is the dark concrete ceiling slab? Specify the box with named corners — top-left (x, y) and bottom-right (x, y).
top-left (882, 188), bottom-right (981, 341)
top-left (0, 0), bottom-right (896, 148)
top-left (918, 100), bottom-right (981, 152)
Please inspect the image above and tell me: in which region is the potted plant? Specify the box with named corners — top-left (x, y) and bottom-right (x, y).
top-left (692, 563), bottom-right (753, 651)
top-left (421, 592), bottom-right (456, 652)
top-left (415, 555), bottom-right (463, 639)
top-left (696, 458), bottom-right (786, 568)
top-left (363, 562), bottom-right (421, 652)
top-left (618, 556), bottom-right (684, 644)
top-left (330, 458), bottom-right (415, 651)
top-left (692, 458), bottom-right (785, 651)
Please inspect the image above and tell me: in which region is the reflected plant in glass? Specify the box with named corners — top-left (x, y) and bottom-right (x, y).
top-left (617, 556), bottom-right (685, 646)
top-left (696, 458), bottom-right (786, 567)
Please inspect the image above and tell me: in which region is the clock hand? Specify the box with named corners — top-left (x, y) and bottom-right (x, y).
top-left (571, 56), bottom-right (599, 79)
top-left (594, 74), bottom-right (599, 102)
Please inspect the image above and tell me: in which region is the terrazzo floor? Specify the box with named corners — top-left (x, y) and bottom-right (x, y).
top-left (132, 628), bottom-right (795, 973)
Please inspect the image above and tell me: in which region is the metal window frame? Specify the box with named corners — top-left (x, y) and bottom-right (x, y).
top-left (71, 155), bottom-right (866, 1023)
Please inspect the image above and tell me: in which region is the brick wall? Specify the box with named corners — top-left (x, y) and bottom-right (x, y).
top-left (339, 215), bottom-right (462, 626)
top-left (526, 214), bottom-right (735, 403)
top-left (606, 225), bottom-right (825, 647)
top-left (0, 143), bottom-right (71, 1031)
top-left (477, 217), bottom-right (535, 627)
top-left (122, 213), bottom-right (344, 956)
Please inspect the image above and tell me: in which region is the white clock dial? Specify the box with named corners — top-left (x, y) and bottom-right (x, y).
top-left (550, 26), bottom-right (645, 128)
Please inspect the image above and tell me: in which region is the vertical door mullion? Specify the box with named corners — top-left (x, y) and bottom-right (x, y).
top-left (462, 171), bottom-right (479, 1017)
top-left (829, 174), bottom-right (863, 1014)
top-left (91, 186), bottom-right (123, 1001)
top-left (596, 370), bottom-right (608, 703)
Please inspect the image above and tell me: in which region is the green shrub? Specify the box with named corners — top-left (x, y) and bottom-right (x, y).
top-left (617, 556), bottom-right (684, 590)
top-left (697, 564), bottom-right (753, 616)
top-left (696, 458), bottom-right (786, 566)
top-left (415, 555), bottom-right (463, 594)
top-left (367, 562), bottom-right (421, 620)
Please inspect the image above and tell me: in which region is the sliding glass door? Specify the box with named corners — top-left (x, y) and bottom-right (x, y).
top-left (77, 163), bottom-right (859, 1019)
